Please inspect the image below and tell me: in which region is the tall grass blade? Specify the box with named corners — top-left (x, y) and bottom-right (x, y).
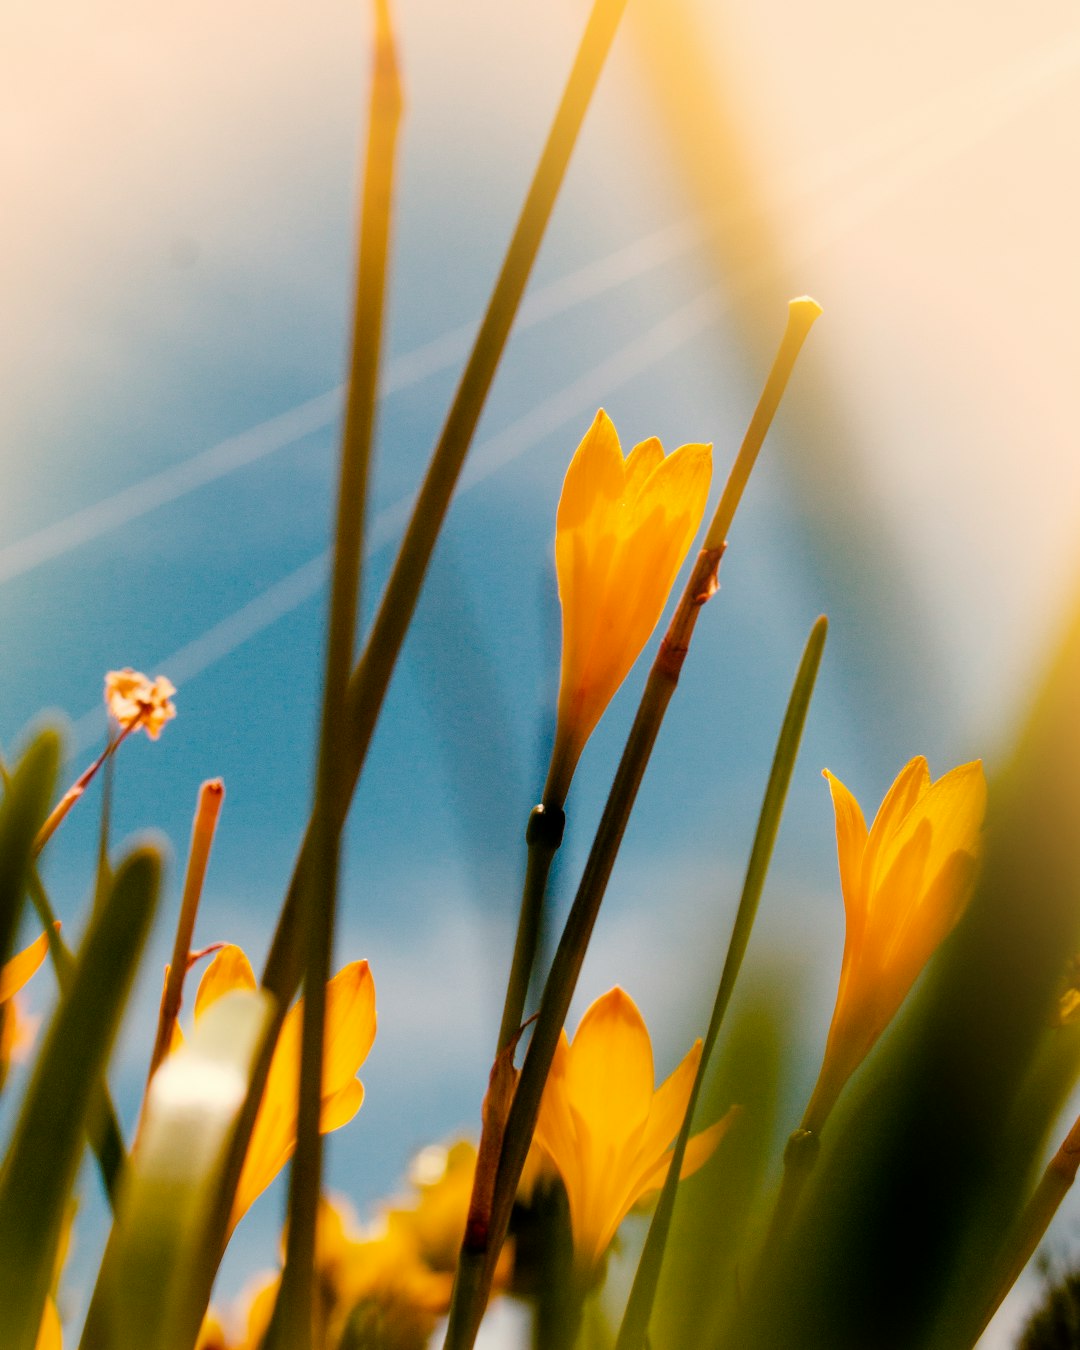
top-left (615, 616), bottom-right (827, 1350)
top-left (0, 845), bottom-right (160, 1350)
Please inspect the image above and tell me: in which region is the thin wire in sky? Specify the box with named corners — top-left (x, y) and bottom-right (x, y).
top-left (70, 286), bottom-right (723, 750)
top-left (65, 28), bottom-right (1080, 748)
top-left (0, 218), bottom-right (700, 590)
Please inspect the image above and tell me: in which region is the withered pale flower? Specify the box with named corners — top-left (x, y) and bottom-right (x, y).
top-left (178, 943), bottom-right (376, 1235)
top-left (104, 668), bottom-right (177, 740)
top-left (803, 756), bottom-right (987, 1134)
top-left (533, 987), bottom-right (735, 1274)
top-left (547, 410), bottom-right (711, 803)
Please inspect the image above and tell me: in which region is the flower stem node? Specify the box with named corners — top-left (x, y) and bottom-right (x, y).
top-left (782, 1127), bottom-right (820, 1171)
top-left (524, 804), bottom-right (566, 851)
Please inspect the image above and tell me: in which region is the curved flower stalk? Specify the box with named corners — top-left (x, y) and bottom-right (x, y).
top-left (546, 409), bottom-right (712, 804)
top-left (172, 944), bottom-right (376, 1236)
top-left (533, 987), bottom-right (736, 1275)
top-left (803, 755), bottom-right (987, 1134)
top-left (34, 668), bottom-right (177, 856)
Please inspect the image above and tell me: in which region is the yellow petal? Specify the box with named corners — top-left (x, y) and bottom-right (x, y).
top-left (564, 989), bottom-right (654, 1149)
top-left (549, 419), bottom-right (713, 802)
top-left (195, 1313), bottom-right (227, 1350)
top-left (0, 930), bottom-right (50, 1003)
top-left (869, 760), bottom-right (985, 901)
top-left (34, 1299), bottom-right (62, 1350)
top-left (624, 436), bottom-right (665, 506)
top-left (227, 961), bottom-right (375, 1237)
top-left (879, 849), bottom-right (979, 1003)
top-left (321, 961), bottom-right (377, 1096)
top-left (244, 1275), bottom-right (280, 1350)
top-left (319, 1078), bottom-right (365, 1133)
top-left (533, 1031), bottom-right (582, 1208)
top-left (631, 1105), bottom-right (739, 1198)
top-left (195, 945), bottom-right (256, 1021)
top-left (863, 756), bottom-right (930, 896)
top-left (629, 439), bottom-right (712, 545)
top-left (637, 1038), bottom-right (701, 1165)
top-left (823, 769), bottom-right (870, 942)
top-left (555, 409), bottom-right (624, 535)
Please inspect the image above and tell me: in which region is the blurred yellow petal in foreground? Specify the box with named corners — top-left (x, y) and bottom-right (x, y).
top-left (184, 943), bottom-right (376, 1235)
top-left (548, 409), bottom-right (712, 802)
top-left (534, 987), bottom-right (735, 1274)
top-left (0, 930), bottom-right (50, 1073)
top-left (34, 1299), bottom-right (62, 1350)
top-left (804, 756), bottom-right (987, 1133)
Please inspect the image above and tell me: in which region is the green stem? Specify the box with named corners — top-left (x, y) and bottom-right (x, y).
top-left (754, 1125), bottom-right (821, 1284)
top-left (146, 779), bottom-right (225, 1084)
top-left (445, 565), bottom-right (712, 1350)
top-left (705, 298), bottom-right (822, 552)
top-left (261, 0), bottom-right (630, 1008)
top-left (195, 0), bottom-right (631, 1328)
top-left (498, 803), bottom-right (566, 1053)
top-left (614, 616), bottom-right (828, 1350)
top-left (0, 751), bottom-right (128, 1207)
top-left (25, 873), bottom-right (128, 1206)
top-left (268, 6), bottom-right (403, 1347)
top-left (970, 1115), bottom-right (1080, 1344)
top-left (443, 298), bottom-right (821, 1350)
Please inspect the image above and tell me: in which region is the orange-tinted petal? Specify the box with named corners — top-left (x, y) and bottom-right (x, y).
top-left (564, 989), bottom-right (654, 1147)
top-left (863, 756), bottom-right (930, 896)
top-left (0, 931), bottom-right (50, 1003)
top-left (34, 1299), bottom-right (62, 1350)
top-left (823, 769), bottom-right (870, 940)
top-left (319, 1078), bottom-right (365, 1133)
top-left (637, 1038), bottom-right (701, 1165)
top-left (631, 1106), bottom-right (739, 1198)
top-left (623, 436), bottom-right (665, 507)
top-left (195, 946), bottom-right (256, 1021)
top-left (555, 409), bottom-right (625, 535)
top-left (321, 961), bottom-right (377, 1095)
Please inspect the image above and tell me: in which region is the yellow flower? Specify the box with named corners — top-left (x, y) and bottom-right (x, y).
top-left (533, 987), bottom-right (735, 1274)
top-left (548, 410), bottom-right (711, 802)
top-left (194, 1312), bottom-right (228, 1350)
top-left (0, 930), bottom-right (50, 1072)
top-left (103, 668), bottom-right (177, 740)
top-left (393, 1140), bottom-right (479, 1274)
top-left (183, 944), bottom-right (376, 1235)
top-left (803, 756), bottom-right (987, 1133)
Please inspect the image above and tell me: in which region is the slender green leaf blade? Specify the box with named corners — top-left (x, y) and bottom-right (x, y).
top-left (615, 616), bottom-right (828, 1350)
top-left (0, 844), bottom-right (160, 1350)
top-left (0, 728), bottom-right (61, 987)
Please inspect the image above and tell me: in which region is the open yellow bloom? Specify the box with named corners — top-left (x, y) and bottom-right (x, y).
top-left (803, 756), bottom-right (987, 1133)
top-left (104, 668), bottom-right (177, 740)
top-left (183, 944), bottom-right (376, 1235)
top-left (548, 410), bottom-right (711, 802)
top-left (533, 987), bottom-right (734, 1274)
